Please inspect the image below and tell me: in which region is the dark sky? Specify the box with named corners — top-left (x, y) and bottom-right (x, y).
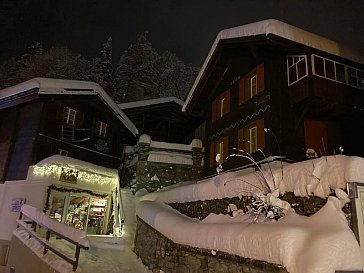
top-left (1, 0), bottom-right (364, 66)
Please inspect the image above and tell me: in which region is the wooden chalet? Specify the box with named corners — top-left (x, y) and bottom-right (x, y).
top-left (118, 97), bottom-right (200, 144)
top-left (182, 19), bottom-right (364, 175)
top-left (0, 78), bottom-right (138, 182)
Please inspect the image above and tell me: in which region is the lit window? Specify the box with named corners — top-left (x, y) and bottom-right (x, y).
top-left (239, 64), bottom-right (264, 104)
top-left (287, 55), bottom-right (308, 86)
top-left (209, 136), bottom-right (229, 166)
top-left (64, 107), bottom-right (76, 125)
top-left (212, 90), bottom-right (230, 122)
top-left (97, 121), bottom-right (107, 137)
top-left (238, 119), bottom-right (265, 154)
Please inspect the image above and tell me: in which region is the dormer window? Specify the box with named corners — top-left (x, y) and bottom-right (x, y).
top-left (97, 121), bottom-right (107, 137)
top-left (64, 107), bottom-right (76, 126)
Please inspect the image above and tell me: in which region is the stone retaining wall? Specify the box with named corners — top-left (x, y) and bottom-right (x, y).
top-left (134, 217), bottom-right (288, 273)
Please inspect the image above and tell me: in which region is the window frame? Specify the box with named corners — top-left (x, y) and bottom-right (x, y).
top-left (237, 118), bottom-right (265, 154)
top-left (97, 121), bottom-right (108, 138)
top-left (209, 135), bottom-right (229, 167)
top-left (287, 55), bottom-right (308, 86)
top-left (211, 89), bottom-right (230, 122)
top-left (238, 64), bottom-right (265, 105)
top-left (311, 54), bottom-right (364, 90)
top-left (250, 74), bottom-right (257, 97)
top-left (64, 107), bottom-right (76, 126)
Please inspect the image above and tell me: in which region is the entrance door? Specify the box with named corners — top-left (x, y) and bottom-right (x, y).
top-left (49, 191), bottom-right (109, 234)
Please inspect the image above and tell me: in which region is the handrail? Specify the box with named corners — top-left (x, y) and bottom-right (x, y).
top-left (17, 209), bottom-right (89, 271)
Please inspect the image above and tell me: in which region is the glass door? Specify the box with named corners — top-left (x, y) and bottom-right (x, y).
top-left (48, 190), bottom-right (109, 234)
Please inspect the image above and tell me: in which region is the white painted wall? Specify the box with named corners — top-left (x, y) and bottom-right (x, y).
top-left (0, 180), bottom-right (49, 241)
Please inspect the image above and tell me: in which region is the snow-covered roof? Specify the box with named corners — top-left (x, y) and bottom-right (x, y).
top-left (0, 78), bottom-right (138, 136)
top-left (118, 97), bottom-right (184, 110)
top-left (35, 154), bottom-right (119, 179)
top-left (183, 19), bottom-right (364, 112)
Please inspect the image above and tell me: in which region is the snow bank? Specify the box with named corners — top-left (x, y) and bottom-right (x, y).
top-left (135, 155), bottom-right (364, 272)
top-left (137, 195), bottom-right (362, 273)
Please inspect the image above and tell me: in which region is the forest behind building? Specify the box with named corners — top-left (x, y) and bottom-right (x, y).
top-left (0, 32), bottom-right (199, 103)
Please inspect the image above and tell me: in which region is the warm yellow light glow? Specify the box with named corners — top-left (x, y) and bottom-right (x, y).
top-left (33, 164), bottom-right (117, 186)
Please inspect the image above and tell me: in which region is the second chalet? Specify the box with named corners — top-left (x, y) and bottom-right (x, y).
top-left (182, 19), bottom-right (364, 175)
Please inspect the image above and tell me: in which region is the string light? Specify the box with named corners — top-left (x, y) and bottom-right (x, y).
top-left (33, 164), bottom-right (117, 186)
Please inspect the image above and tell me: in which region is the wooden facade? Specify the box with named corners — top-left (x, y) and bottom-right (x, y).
top-left (0, 78), bottom-right (137, 182)
top-left (183, 20), bottom-right (364, 175)
top-left (119, 97), bottom-right (199, 144)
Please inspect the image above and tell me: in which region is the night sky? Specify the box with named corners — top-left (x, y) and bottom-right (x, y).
top-left (1, 0), bottom-right (364, 66)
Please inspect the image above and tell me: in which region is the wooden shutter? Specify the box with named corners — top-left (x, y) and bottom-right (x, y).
top-left (56, 104), bottom-right (65, 121)
top-left (238, 128), bottom-right (244, 152)
top-left (238, 78), bottom-right (245, 105)
top-left (209, 142), bottom-right (215, 166)
top-left (74, 111), bottom-right (84, 128)
top-left (223, 90), bottom-right (230, 116)
top-left (304, 119), bottom-right (328, 153)
top-left (257, 64), bottom-right (265, 93)
top-left (257, 118), bottom-right (265, 149)
top-left (222, 136), bottom-right (229, 162)
top-left (211, 100), bottom-right (217, 123)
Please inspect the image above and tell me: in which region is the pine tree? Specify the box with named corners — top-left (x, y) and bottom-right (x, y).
top-left (90, 37), bottom-right (114, 95)
top-left (114, 32), bottom-right (159, 102)
top-left (0, 46), bottom-right (93, 88)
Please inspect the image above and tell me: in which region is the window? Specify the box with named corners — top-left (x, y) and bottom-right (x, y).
top-left (211, 90), bottom-right (230, 122)
top-left (312, 54), bottom-right (364, 90)
top-left (59, 149), bottom-right (68, 156)
top-left (287, 55), bottom-right (308, 86)
top-left (64, 107), bottom-right (76, 126)
top-left (239, 64), bottom-right (265, 104)
top-left (251, 75), bottom-right (257, 97)
top-left (237, 118), bottom-right (265, 154)
top-left (209, 136), bottom-right (229, 166)
top-left (97, 121), bottom-right (108, 137)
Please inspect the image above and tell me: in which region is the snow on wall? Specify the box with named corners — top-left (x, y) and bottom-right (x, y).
top-left (135, 155), bottom-right (364, 272)
top-left (140, 155), bottom-right (364, 204)
top-left (139, 134), bottom-right (202, 151)
top-left (137, 195), bottom-right (362, 273)
top-left (147, 151), bottom-right (193, 165)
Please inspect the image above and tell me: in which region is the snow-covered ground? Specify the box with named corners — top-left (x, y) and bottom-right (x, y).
top-left (10, 155), bottom-right (364, 273)
top-left (13, 229), bottom-right (151, 273)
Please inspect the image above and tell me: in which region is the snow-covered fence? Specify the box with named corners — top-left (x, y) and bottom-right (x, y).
top-left (16, 204), bottom-right (89, 271)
